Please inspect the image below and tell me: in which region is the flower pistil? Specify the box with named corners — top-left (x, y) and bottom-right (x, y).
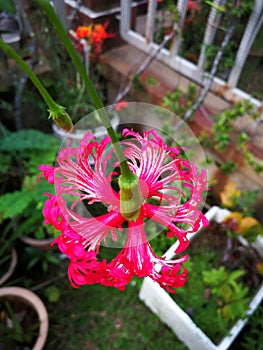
top-left (118, 173), bottom-right (143, 221)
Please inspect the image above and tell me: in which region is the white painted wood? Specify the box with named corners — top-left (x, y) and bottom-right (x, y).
top-left (145, 0), bottom-right (157, 44)
top-left (65, 0), bottom-right (121, 19)
top-left (253, 235), bottom-right (263, 258)
top-left (139, 206), bottom-right (263, 350)
top-left (228, 0), bottom-right (263, 88)
top-left (120, 0), bottom-right (263, 107)
top-left (139, 277), bottom-right (217, 350)
top-left (198, 0), bottom-right (227, 72)
top-left (169, 0), bottom-right (188, 59)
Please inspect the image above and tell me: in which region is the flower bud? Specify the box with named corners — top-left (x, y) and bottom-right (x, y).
top-left (49, 106), bottom-right (73, 132)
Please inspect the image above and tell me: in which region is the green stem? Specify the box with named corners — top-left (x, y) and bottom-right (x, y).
top-left (35, 0), bottom-right (131, 177)
top-left (0, 39), bottom-right (73, 131)
top-left (0, 40), bottom-right (55, 109)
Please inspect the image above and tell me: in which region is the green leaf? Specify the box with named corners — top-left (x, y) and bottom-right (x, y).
top-left (228, 269), bottom-right (244, 286)
top-left (202, 266), bottom-right (227, 285)
top-left (46, 253), bottom-right (60, 265)
top-left (20, 176), bottom-right (54, 209)
top-left (44, 285), bottom-right (61, 303)
top-left (42, 260), bottom-right (48, 273)
top-left (146, 76), bottom-right (157, 85)
top-left (0, 129), bottom-right (59, 153)
top-left (4, 301), bottom-right (24, 340)
top-left (27, 256), bottom-right (40, 270)
top-left (0, 190), bottom-right (34, 222)
top-left (0, 0), bottom-right (16, 14)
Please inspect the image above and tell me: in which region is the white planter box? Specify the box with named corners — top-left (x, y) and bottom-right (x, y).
top-left (253, 235), bottom-right (263, 258)
top-left (139, 206), bottom-right (263, 350)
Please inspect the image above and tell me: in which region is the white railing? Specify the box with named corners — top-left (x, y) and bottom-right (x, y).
top-left (120, 0), bottom-right (263, 108)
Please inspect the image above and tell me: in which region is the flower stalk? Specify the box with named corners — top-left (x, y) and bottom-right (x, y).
top-left (0, 0), bottom-right (143, 215)
top-left (0, 39), bottom-right (73, 131)
top-left (35, 0), bottom-right (133, 178)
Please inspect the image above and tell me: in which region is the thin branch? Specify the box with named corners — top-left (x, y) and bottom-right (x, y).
top-left (112, 31), bottom-right (175, 104)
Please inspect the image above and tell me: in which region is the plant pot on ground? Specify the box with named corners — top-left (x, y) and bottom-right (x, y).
top-left (0, 222), bottom-right (19, 287)
top-left (0, 247), bottom-right (17, 287)
top-left (0, 130), bottom-right (61, 251)
top-left (19, 233), bottom-right (56, 250)
top-left (16, 202), bottom-right (59, 250)
top-left (9, 191), bottom-right (59, 250)
top-left (0, 286), bottom-right (49, 350)
top-left (139, 206), bottom-right (263, 350)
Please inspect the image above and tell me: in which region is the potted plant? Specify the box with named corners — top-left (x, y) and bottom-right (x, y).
top-left (0, 286), bottom-right (49, 350)
top-left (139, 205), bottom-right (263, 350)
top-left (0, 227), bottom-right (18, 286)
top-left (17, 196), bottom-right (59, 250)
top-left (0, 129), bottom-right (60, 249)
top-left (1, 174), bottom-right (60, 249)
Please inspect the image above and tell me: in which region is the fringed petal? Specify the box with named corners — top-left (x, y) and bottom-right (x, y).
top-left (38, 165), bottom-right (55, 184)
top-left (55, 133), bottom-right (119, 209)
top-left (108, 215), bottom-right (188, 292)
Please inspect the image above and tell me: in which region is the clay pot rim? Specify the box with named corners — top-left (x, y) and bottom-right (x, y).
top-left (0, 247), bottom-right (18, 286)
top-left (19, 235), bottom-right (56, 250)
top-left (0, 286), bottom-right (49, 350)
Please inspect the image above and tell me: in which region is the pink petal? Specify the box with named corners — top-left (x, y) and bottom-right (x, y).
top-left (108, 215), bottom-right (188, 292)
top-left (39, 165), bottom-right (55, 184)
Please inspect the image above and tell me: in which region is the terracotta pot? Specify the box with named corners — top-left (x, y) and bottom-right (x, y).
top-left (0, 286), bottom-right (49, 350)
top-left (0, 247), bottom-right (18, 286)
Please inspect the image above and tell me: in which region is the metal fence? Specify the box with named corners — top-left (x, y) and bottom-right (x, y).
top-left (120, 0), bottom-right (263, 108)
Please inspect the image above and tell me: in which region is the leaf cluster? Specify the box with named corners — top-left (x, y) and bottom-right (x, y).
top-left (0, 175), bottom-right (56, 238)
top-left (0, 129), bottom-right (58, 183)
top-left (161, 84), bottom-right (198, 148)
top-left (227, 0), bottom-right (255, 18)
top-left (211, 100), bottom-right (257, 150)
top-left (162, 84), bottom-right (197, 119)
top-left (240, 303), bottom-right (263, 349)
top-left (202, 266), bottom-right (249, 321)
top-left (153, 0), bottom-right (179, 44)
top-left (0, 129), bottom-right (58, 153)
top-left (0, 0), bottom-right (15, 15)
top-left (228, 189), bottom-right (260, 216)
top-left (24, 247), bottom-right (61, 273)
top-left (201, 99), bottom-right (263, 174)
top-left (0, 129), bottom-right (59, 238)
top-left (174, 247), bottom-right (232, 343)
top-left (204, 42), bottom-right (235, 75)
